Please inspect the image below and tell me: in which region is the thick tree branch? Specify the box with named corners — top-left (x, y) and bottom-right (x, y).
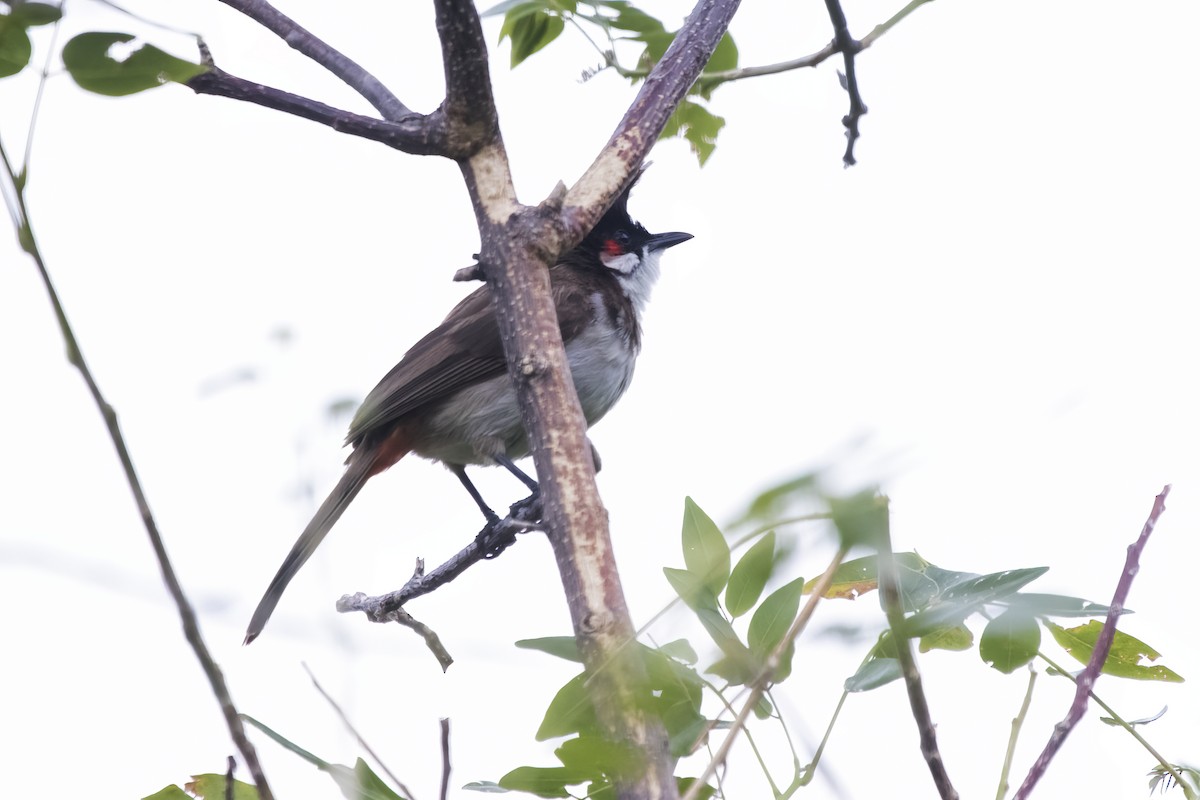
top-left (216, 0), bottom-right (410, 120)
top-left (1014, 485), bottom-right (1172, 800)
top-left (434, 0), bottom-right (501, 156)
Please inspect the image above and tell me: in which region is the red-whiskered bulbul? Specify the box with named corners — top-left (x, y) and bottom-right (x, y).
top-left (244, 177), bottom-right (691, 643)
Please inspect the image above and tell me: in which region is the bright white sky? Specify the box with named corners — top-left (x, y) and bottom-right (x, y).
top-left (2, 1), bottom-right (1198, 798)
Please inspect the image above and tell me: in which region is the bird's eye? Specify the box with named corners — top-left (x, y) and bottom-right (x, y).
top-left (613, 230), bottom-right (631, 247)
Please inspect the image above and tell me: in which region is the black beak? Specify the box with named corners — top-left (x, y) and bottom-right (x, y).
top-left (647, 231), bottom-right (693, 252)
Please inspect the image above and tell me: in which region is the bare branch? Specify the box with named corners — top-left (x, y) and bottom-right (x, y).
top-left (878, 528), bottom-right (959, 800)
top-left (187, 64), bottom-right (453, 155)
top-left (1014, 485), bottom-right (1172, 800)
top-left (216, 0), bottom-right (410, 120)
top-left (0, 141), bottom-right (274, 800)
top-left (337, 511), bottom-right (543, 623)
top-left (440, 719), bottom-right (452, 800)
top-left (822, 0), bottom-right (867, 166)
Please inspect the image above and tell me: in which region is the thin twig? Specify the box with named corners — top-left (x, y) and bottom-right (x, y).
top-left (336, 513), bottom-right (542, 621)
top-left (860, 0), bottom-right (938, 48)
top-left (216, 0), bottom-right (410, 120)
top-left (1036, 649), bottom-right (1186, 791)
top-left (440, 719), bottom-right (452, 800)
top-left (799, 689), bottom-right (850, 787)
top-left (995, 668), bottom-right (1037, 800)
top-left (187, 65), bottom-right (451, 156)
top-left (1014, 485), bottom-right (1172, 799)
top-left (0, 141), bottom-right (273, 799)
top-left (682, 546), bottom-right (849, 800)
top-left (878, 527), bottom-right (958, 799)
top-left (610, 0), bottom-right (936, 89)
top-left (821, 0), bottom-right (867, 166)
top-left (302, 663), bottom-right (414, 799)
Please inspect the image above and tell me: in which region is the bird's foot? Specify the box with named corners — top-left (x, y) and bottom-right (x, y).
top-left (475, 516), bottom-right (517, 559)
top-left (510, 490), bottom-right (542, 523)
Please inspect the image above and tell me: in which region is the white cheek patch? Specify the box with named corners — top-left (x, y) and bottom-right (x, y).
top-left (600, 251), bottom-right (640, 275)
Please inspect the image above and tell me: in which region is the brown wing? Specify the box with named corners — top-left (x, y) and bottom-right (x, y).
top-left (345, 265), bottom-right (598, 446)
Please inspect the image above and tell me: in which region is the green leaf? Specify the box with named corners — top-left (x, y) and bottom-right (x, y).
top-left (499, 766), bottom-right (588, 798)
top-left (499, 9), bottom-right (564, 68)
top-left (747, 576), bottom-right (806, 682)
top-left (536, 673), bottom-right (597, 739)
top-left (516, 636), bottom-right (581, 662)
top-left (998, 593), bottom-right (1119, 618)
top-left (1047, 620), bottom-right (1185, 682)
top-left (481, 0), bottom-right (539, 17)
top-left (677, 777), bottom-right (717, 800)
top-left (62, 32), bottom-right (206, 96)
top-left (664, 567), bottom-right (753, 674)
top-left (663, 566), bottom-right (716, 612)
top-left (182, 775), bottom-right (260, 800)
top-left (681, 497), bottom-right (730, 595)
top-left (900, 567), bottom-right (1049, 638)
top-left (462, 781), bottom-right (508, 793)
top-left (12, 3), bottom-right (63, 26)
top-left (593, 0), bottom-right (665, 35)
top-left (803, 552), bottom-right (929, 599)
top-left (0, 16), bottom-right (33, 78)
top-left (919, 624), bottom-right (974, 653)
top-left (342, 758), bottom-right (407, 800)
top-left (845, 657), bottom-right (902, 692)
top-left (657, 638), bottom-right (698, 664)
top-left (1099, 706), bottom-right (1166, 727)
top-left (738, 471), bottom-right (820, 525)
top-left (555, 736), bottom-right (641, 780)
top-left (661, 99), bottom-right (725, 166)
top-left (142, 787), bottom-right (193, 800)
top-left (828, 490), bottom-right (889, 550)
top-left (725, 531), bottom-right (775, 617)
top-left (980, 609), bottom-right (1040, 673)
top-left (706, 33), bottom-right (737, 73)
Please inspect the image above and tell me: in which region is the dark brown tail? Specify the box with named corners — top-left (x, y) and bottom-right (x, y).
top-left (244, 453), bottom-right (380, 644)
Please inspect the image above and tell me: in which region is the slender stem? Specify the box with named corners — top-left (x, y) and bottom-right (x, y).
top-left (995, 668), bottom-right (1037, 800)
top-left (440, 719), bottom-right (452, 800)
top-left (860, 0), bottom-right (937, 47)
top-left (799, 689), bottom-right (850, 788)
top-left (1036, 650), bottom-right (1185, 790)
top-left (1014, 486), bottom-right (1172, 799)
top-left (0, 140), bottom-right (274, 799)
top-left (302, 663), bottom-right (413, 799)
top-left (600, 0), bottom-right (935, 90)
top-left (878, 525), bottom-right (958, 799)
top-left (693, 674), bottom-right (780, 795)
top-left (682, 546), bottom-right (848, 800)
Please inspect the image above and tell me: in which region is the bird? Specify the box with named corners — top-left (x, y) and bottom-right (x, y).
top-left (244, 174), bottom-right (691, 644)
